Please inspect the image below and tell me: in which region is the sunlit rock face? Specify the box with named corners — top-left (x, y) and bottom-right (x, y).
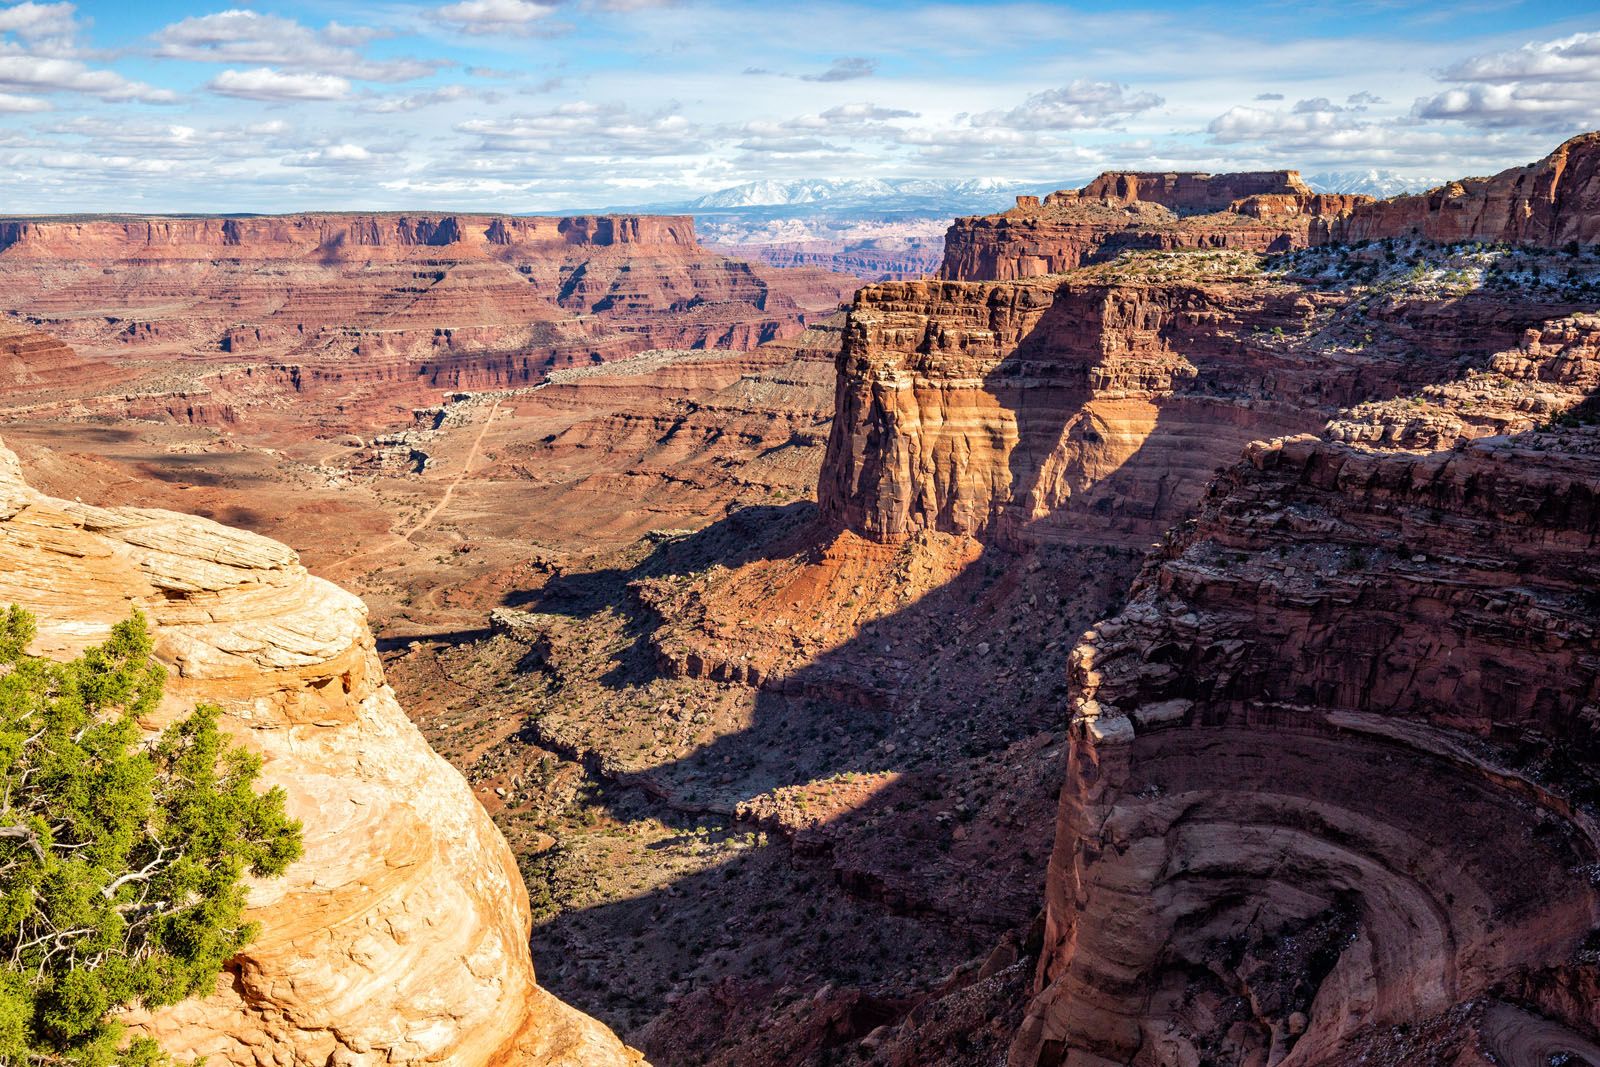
top-left (0, 438), bottom-right (643, 1066)
top-left (1316, 132), bottom-right (1600, 248)
top-left (938, 170), bottom-right (1369, 283)
top-left (815, 268), bottom-right (1564, 555)
top-left (0, 212), bottom-right (855, 414)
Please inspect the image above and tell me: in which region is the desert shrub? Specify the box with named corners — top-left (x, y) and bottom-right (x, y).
top-left (0, 607), bottom-right (302, 1065)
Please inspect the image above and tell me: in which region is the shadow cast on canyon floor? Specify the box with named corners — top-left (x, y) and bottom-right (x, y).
top-left (519, 266), bottom-right (1600, 1061)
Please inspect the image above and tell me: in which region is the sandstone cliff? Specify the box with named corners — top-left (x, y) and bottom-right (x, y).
top-left (804, 134), bottom-right (1600, 1066)
top-left (940, 171), bottom-right (1369, 282)
top-left (0, 212), bottom-right (855, 424)
top-left (1011, 317), bottom-right (1600, 1066)
top-left (0, 439), bottom-right (641, 1065)
top-left (817, 253), bottom-right (1575, 553)
top-left (1317, 131), bottom-right (1600, 247)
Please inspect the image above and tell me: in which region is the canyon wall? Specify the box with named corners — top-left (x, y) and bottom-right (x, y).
top-left (0, 213), bottom-right (699, 261)
top-left (0, 212), bottom-right (856, 421)
top-left (0, 438), bottom-right (641, 1065)
top-left (816, 268), bottom-right (1565, 553)
top-left (940, 171), bottom-right (1370, 282)
top-left (807, 133), bottom-right (1600, 1065)
top-left (1317, 131), bottom-right (1600, 247)
top-left (1012, 317), bottom-right (1600, 1065)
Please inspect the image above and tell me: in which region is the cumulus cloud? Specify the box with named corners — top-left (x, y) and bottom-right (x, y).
top-left (456, 101), bottom-right (702, 157)
top-left (361, 84), bottom-right (492, 113)
top-left (284, 143), bottom-right (388, 167)
top-left (1412, 32), bottom-right (1600, 130)
top-left (800, 57), bottom-right (876, 82)
top-left (430, 0), bottom-right (560, 36)
top-left (0, 1), bottom-right (75, 39)
top-left (973, 80), bottom-right (1163, 130)
top-left (155, 10), bottom-right (439, 82)
top-left (0, 54), bottom-right (174, 102)
top-left (1439, 31), bottom-right (1600, 84)
top-left (0, 89), bottom-right (48, 112)
top-left (820, 102), bottom-right (917, 122)
top-left (1208, 100), bottom-right (1367, 143)
top-left (1254, 92), bottom-right (1284, 101)
top-left (207, 68), bottom-right (350, 102)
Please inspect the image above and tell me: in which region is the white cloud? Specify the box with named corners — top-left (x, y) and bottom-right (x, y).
top-left (430, 0), bottom-right (559, 36)
top-left (284, 143), bottom-right (388, 167)
top-left (973, 80), bottom-right (1163, 130)
top-left (0, 89), bottom-right (48, 111)
top-left (208, 67), bottom-right (350, 102)
top-left (0, 2), bottom-right (75, 39)
top-left (457, 101), bottom-right (702, 157)
top-left (1412, 31), bottom-right (1600, 130)
top-left (1440, 31), bottom-right (1600, 84)
top-left (361, 84), bottom-right (488, 113)
top-left (0, 54), bottom-right (174, 102)
top-left (155, 10), bottom-right (439, 82)
top-left (800, 57), bottom-right (876, 83)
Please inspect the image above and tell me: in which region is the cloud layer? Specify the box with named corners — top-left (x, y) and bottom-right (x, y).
top-left (0, 1), bottom-right (1594, 212)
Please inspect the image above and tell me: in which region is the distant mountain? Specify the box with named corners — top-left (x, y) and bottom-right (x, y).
top-left (1304, 170), bottom-right (1444, 199)
top-left (684, 177), bottom-right (1044, 211)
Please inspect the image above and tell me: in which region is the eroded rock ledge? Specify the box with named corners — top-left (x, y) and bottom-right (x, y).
top-left (1010, 319), bottom-right (1600, 1066)
top-left (0, 441), bottom-right (642, 1065)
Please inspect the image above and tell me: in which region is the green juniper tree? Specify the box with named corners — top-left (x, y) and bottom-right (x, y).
top-left (0, 606), bottom-right (302, 1065)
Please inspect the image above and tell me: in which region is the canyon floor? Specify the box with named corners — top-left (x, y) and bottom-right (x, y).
top-left (6, 143), bottom-right (1600, 1064)
top-left (1, 320), bottom-right (1096, 1065)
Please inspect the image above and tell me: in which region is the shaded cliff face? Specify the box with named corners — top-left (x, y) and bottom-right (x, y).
top-left (1011, 317), bottom-right (1600, 1066)
top-left (817, 252), bottom-right (1574, 553)
top-left (939, 171), bottom-right (1370, 282)
top-left (0, 212), bottom-right (856, 422)
top-left (0, 440), bottom-right (642, 1066)
top-left (1318, 131), bottom-right (1600, 247)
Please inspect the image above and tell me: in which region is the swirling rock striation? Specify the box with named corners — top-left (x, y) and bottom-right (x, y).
top-left (1010, 317), bottom-right (1600, 1065)
top-left (0, 439), bottom-right (642, 1065)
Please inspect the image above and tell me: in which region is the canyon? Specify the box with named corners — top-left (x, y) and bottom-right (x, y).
top-left (0, 132), bottom-right (1597, 1066)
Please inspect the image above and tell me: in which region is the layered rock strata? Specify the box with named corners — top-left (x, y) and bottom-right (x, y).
top-left (940, 171), bottom-right (1370, 282)
top-left (1316, 131), bottom-right (1600, 247)
top-left (817, 262), bottom-right (1572, 552)
top-left (0, 212), bottom-right (855, 422)
top-left (0, 440), bottom-right (641, 1065)
top-left (1011, 318), bottom-right (1600, 1065)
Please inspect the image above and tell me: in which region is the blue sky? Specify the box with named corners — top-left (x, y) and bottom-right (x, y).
top-left (0, 0), bottom-right (1597, 213)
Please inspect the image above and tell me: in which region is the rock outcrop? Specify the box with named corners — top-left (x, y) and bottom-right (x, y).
top-left (817, 255), bottom-right (1576, 552)
top-left (0, 440), bottom-right (641, 1065)
top-left (710, 237), bottom-right (945, 281)
top-left (0, 212), bottom-right (856, 425)
top-left (1316, 131), bottom-right (1600, 248)
top-left (1011, 317), bottom-right (1600, 1065)
top-left (940, 172), bottom-right (1370, 282)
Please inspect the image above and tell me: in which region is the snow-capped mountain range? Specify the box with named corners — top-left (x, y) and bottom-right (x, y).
top-left (684, 178), bottom-right (1042, 211)
top-left (1303, 171), bottom-right (1444, 198)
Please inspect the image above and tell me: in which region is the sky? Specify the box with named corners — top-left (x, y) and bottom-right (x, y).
top-left (0, 0), bottom-right (1597, 213)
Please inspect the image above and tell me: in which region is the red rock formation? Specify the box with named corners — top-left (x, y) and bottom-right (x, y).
top-left (816, 263), bottom-right (1568, 553)
top-left (1317, 131), bottom-right (1600, 247)
top-left (1052, 170), bottom-right (1312, 214)
top-left (0, 213), bottom-right (857, 423)
top-left (940, 172), bottom-right (1371, 282)
top-left (1011, 319), bottom-right (1600, 1064)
